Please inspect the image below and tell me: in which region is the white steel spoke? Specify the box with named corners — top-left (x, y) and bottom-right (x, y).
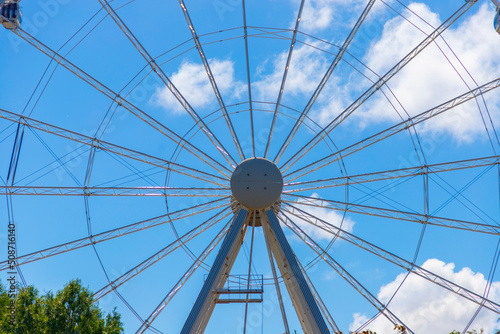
top-left (0, 199), bottom-right (230, 271)
top-left (280, 1), bottom-right (479, 172)
top-left (1, 185), bottom-right (230, 197)
top-left (136, 220), bottom-right (232, 333)
top-left (177, 0), bottom-right (245, 162)
top-left (284, 77), bottom-right (500, 182)
top-left (277, 210), bottom-right (412, 333)
top-left (273, 0), bottom-right (377, 164)
top-left (97, 0), bottom-right (238, 167)
top-left (0, 108), bottom-right (228, 186)
top-left (295, 248), bottom-right (340, 333)
top-left (8, 25), bottom-right (232, 177)
top-left (93, 206), bottom-right (232, 300)
top-left (263, 0), bottom-right (305, 159)
top-left (243, 213), bottom-right (257, 334)
top-left (260, 209), bottom-right (290, 333)
top-left (283, 194), bottom-right (500, 235)
top-left (284, 155), bottom-right (500, 192)
top-left (282, 203), bottom-right (500, 315)
top-left (242, 0), bottom-right (255, 157)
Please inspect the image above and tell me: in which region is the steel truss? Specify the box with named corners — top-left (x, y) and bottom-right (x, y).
top-left (177, 0), bottom-right (245, 161)
top-left (0, 108), bottom-right (228, 186)
top-left (284, 77), bottom-right (500, 182)
top-left (282, 203), bottom-right (500, 315)
top-left (93, 206), bottom-right (233, 300)
top-left (1, 0), bottom-right (497, 333)
top-left (98, 0), bottom-right (239, 167)
top-left (283, 194), bottom-right (500, 235)
top-left (1, 185), bottom-right (230, 197)
top-left (279, 0), bottom-right (479, 173)
top-left (263, 209), bottom-right (331, 334)
top-left (8, 24), bottom-right (232, 178)
top-left (0, 199), bottom-right (230, 272)
top-left (273, 0), bottom-right (377, 164)
top-left (284, 155), bottom-right (500, 192)
top-left (278, 210), bottom-right (413, 333)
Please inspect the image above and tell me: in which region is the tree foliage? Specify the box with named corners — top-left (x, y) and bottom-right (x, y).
top-left (0, 279), bottom-right (123, 334)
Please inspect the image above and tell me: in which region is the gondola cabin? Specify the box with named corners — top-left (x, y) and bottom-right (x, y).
top-left (0, 2), bottom-right (22, 29)
top-left (495, 6), bottom-right (500, 34)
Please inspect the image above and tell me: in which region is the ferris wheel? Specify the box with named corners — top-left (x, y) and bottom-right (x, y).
top-left (1, 0), bottom-right (500, 333)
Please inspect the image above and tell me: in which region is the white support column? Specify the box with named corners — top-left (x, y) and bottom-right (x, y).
top-left (181, 208), bottom-right (250, 334)
top-left (262, 209), bottom-right (330, 334)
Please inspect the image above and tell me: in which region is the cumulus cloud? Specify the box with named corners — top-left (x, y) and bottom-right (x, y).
top-left (351, 3), bottom-right (500, 143)
top-left (253, 42), bottom-right (331, 102)
top-left (294, 0), bottom-right (366, 33)
top-left (151, 58), bottom-right (245, 115)
top-left (288, 193), bottom-right (355, 241)
top-left (350, 259), bottom-right (500, 333)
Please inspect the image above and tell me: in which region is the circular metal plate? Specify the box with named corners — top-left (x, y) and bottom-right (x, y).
top-left (230, 158), bottom-right (283, 209)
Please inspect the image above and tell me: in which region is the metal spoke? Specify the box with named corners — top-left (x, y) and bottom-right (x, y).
top-left (280, 1), bottom-right (479, 172)
top-left (0, 199), bottom-right (229, 271)
top-left (243, 213), bottom-right (257, 334)
top-left (273, 0), bottom-right (376, 164)
top-left (136, 219), bottom-right (232, 333)
top-left (93, 206), bottom-right (232, 300)
top-left (260, 209), bottom-right (290, 333)
top-left (294, 245), bottom-right (340, 333)
top-left (263, 0), bottom-right (305, 159)
top-left (263, 209), bottom-right (330, 333)
top-left (284, 77), bottom-right (500, 182)
top-left (177, 0), bottom-right (245, 162)
top-left (242, 0), bottom-right (255, 157)
top-left (277, 210), bottom-right (412, 333)
top-left (282, 203), bottom-right (500, 315)
top-left (1, 185), bottom-right (230, 197)
top-left (8, 25), bottom-right (232, 177)
top-left (97, 0), bottom-right (238, 167)
top-left (283, 194), bottom-right (500, 235)
top-left (0, 108), bottom-right (228, 186)
top-left (284, 155), bottom-right (500, 192)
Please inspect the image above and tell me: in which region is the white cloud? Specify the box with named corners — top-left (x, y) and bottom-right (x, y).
top-left (350, 259), bottom-right (500, 333)
top-left (351, 3), bottom-right (500, 143)
top-left (253, 42), bottom-right (331, 102)
top-left (294, 0), bottom-right (366, 33)
top-left (151, 58), bottom-right (245, 115)
top-left (289, 193), bottom-right (355, 241)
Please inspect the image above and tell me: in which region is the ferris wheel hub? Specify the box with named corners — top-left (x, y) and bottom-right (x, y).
top-left (230, 157), bottom-right (283, 210)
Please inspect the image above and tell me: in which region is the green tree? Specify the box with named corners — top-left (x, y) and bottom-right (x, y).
top-left (0, 279), bottom-right (123, 334)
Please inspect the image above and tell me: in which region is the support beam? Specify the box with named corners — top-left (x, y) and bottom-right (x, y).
top-left (283, 155), bottom-right (500, 192)
top-left (264, 0), bottom-right (305, 159)
top-left (177, 0), bottom-right (245, 161)
top-left (7, 25), bottom-right (232, 177)
top-left (282, 194), bottom-right (500, 235)
top-left (273, 0), bottom-right (376, 164)
top-left (135, 220), bottom-right (232, 333)
top-left (280, 0), bottom-right (479, 173)
top-left (0, 185), bottom-right (230, 197)
top-left (262, 209), bottom-right (330, 334)
top-left (283, 204), bottom-right (500, 315)
top-left (94, 206), bottom-right (232, 300)
top-left (99, 0), bottom-right (238, 167)
top-left (181, 209), bottom-right (250, 334)
top-left (284, 76), bottom-right (500, 182)
top-left (0, 108), bottom-right (228, 186)
top-left (278, 211), bottom-right (412, 333)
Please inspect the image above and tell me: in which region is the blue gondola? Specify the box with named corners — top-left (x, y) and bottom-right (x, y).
top-left (0, 1), bottom-right (22, 29)
top-left (495, 6), bottom-right (500, 34)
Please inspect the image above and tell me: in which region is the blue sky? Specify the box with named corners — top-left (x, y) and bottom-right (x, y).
top-left (1, 0), bottom-right (500, 333)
